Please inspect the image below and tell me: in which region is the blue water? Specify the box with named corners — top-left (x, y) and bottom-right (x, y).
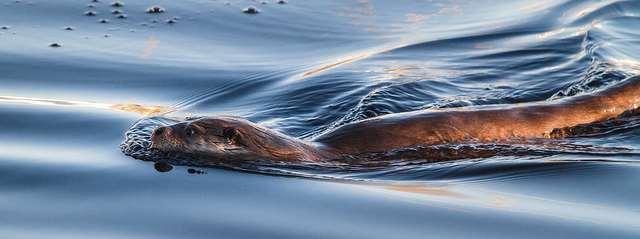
top-left (2, 0), bottom-right (640, 238)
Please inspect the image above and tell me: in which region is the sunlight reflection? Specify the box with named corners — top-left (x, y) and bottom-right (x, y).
top-left (609, 58), bottom-right (640, 75)
top-left (0, 96), bottom-right (169, 116)
top-left (292, 42), bottom-right (411, 81)
top-left (0, 142), bottom-right (126, 167)
top-left (140, 36), bottom-right (159, 59)
top-left (358, 183), bottom-right (640, 229)
top-left (382, 184), bottom-right (467, 199)
top-left (371, 62), bottom-right (462, 82)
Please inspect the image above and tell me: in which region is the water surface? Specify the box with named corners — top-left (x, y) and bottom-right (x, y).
top-left (1, 0), bottom-right (640, 238)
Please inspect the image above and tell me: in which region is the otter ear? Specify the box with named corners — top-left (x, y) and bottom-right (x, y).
top-left (222, 127), bottom-right (241, 144)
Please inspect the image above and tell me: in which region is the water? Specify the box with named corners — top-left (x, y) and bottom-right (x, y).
top-left (2, 0), bottom-right (640, 238)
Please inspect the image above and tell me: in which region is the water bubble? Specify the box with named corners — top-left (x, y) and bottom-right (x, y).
top-left (187, 168), bottom-right (206, 174)
top-left (242, 6), bottom-right (259, 14)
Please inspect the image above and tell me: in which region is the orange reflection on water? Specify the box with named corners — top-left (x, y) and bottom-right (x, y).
top-left (405, 13), bottom-right (429, 24)
top-left (0, 95), bottom-right (168, 116)
top-left (294, 43), bottom-right (408, 81)
top-left (300, 52), bottom-right (373, 78)
top-left (140, 36), bottom-right (159, 59)
top-left (111, 103), bottom-right (169, 116)
top-left (383, 184), bottom-right (467, 199)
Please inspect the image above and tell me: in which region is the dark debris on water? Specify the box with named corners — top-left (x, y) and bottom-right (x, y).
top-left (110, 1), bottom-right (124, 7)
top-left (166, 18), bottom-right (178, 24)
top-left (17, 0), bottom-right (301, 152)
top-left (242, 6), bottom-right (259, 14)
top-left (146, 6), bottom-right (165, 14)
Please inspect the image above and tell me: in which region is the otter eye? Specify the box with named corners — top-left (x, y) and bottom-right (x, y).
top-left (185, 127), bottom-right (196, 137)
top-left (222, 127), bottom-right (239, 143)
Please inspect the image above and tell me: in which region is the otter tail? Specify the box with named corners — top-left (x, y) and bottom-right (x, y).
top-left (546, 75), bottom-right (640, 138)
top-left (568, 75), bottom-right (640, 119)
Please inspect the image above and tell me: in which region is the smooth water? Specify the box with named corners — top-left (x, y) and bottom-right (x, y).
top-left (2, 0), bottom-right (640, 238)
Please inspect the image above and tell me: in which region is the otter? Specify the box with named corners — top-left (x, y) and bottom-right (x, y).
top-left (150, 76), bottom-right (640, 162)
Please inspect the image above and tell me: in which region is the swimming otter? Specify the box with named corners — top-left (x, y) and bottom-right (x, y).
top-left (150, 76), bottom-right (640, 162)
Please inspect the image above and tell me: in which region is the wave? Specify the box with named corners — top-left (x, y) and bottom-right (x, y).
top-left (116, 0), bottom-right (640, 182)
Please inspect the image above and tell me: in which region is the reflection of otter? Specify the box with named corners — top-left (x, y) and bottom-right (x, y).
top-left (151, 76), bottom-right (640, 162)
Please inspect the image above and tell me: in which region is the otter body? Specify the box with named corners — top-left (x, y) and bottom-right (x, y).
top-left (151, 76), bottom-right (640, 162)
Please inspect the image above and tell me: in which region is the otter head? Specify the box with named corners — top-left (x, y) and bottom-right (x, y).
top-left (150, 116), bottom-right (305, 161)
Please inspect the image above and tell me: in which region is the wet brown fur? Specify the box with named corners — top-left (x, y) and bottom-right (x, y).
top-left (152, 76), bottom-right (640, 162)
